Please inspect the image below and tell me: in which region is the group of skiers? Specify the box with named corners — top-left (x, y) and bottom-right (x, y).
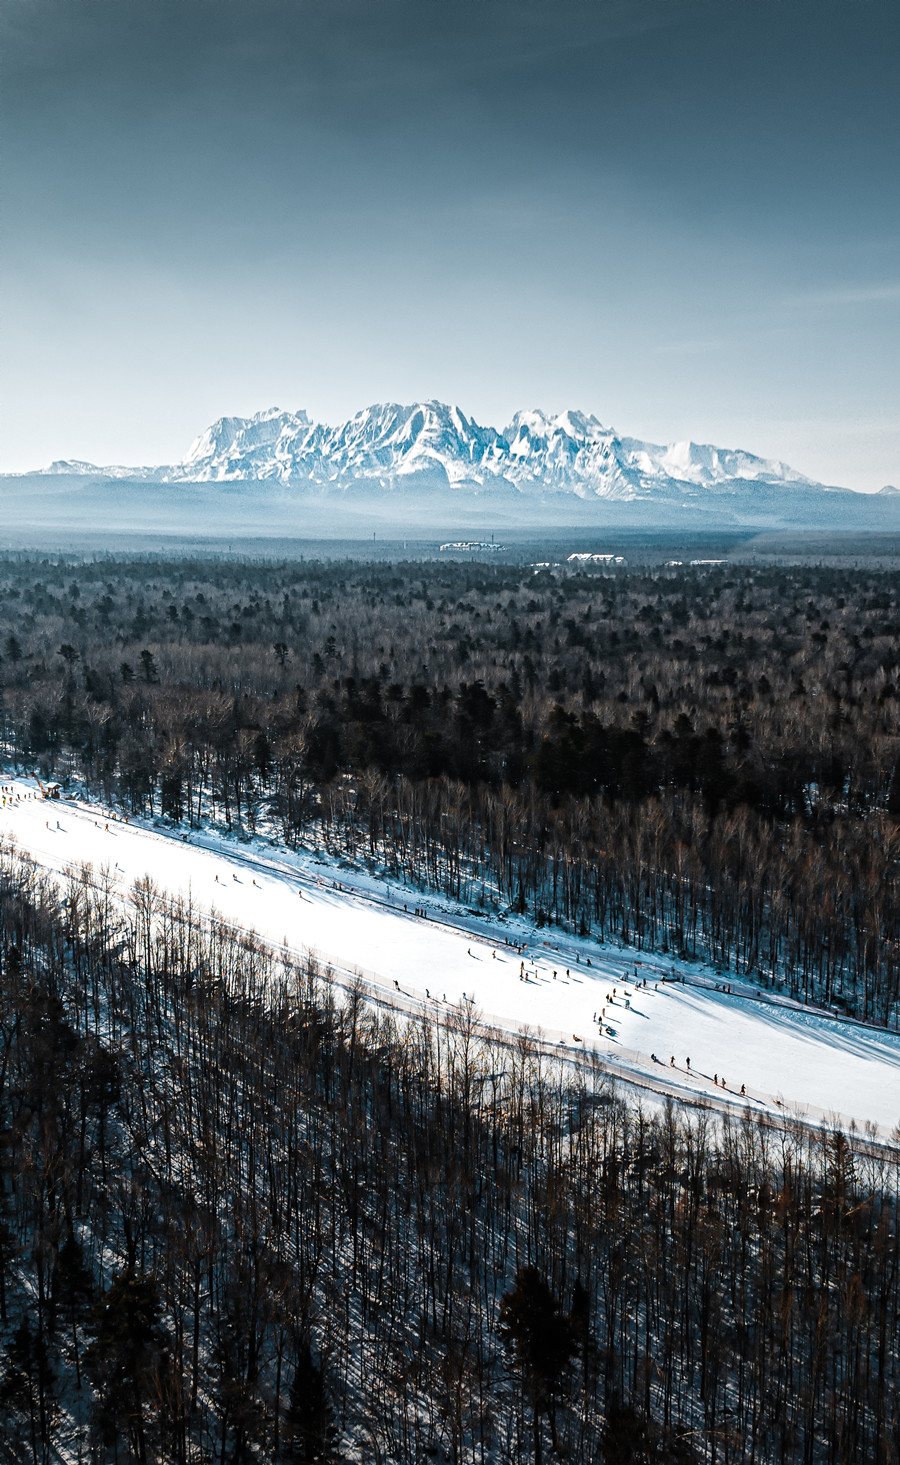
top-left (650, 1054), bottom-right (747, 1097)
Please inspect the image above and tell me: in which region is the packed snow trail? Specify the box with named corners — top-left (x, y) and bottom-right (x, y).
top-left (2, 777), bottom-right (899, 1134)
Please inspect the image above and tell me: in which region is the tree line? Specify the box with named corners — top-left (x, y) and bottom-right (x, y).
top-left (2, 551), bottom-right (900, 1022)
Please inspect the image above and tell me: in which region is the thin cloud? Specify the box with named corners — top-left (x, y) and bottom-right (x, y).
top-left (788, 283), bottom-right (900, 309)
top-left (652, 338), bottom-right (728, 356)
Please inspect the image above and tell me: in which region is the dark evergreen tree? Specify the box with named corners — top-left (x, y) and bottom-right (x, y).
top-left (498, 1266), bottom-right (576, 1463)
top-left (84, 1269), bottom-right (167, 1464)
top-left (51, 1225), bottom-right (94, 1388)
top-left (1, 1314), bottom-right (56, 1465)
top-left (281, 1335), bottom-right (341, 1463)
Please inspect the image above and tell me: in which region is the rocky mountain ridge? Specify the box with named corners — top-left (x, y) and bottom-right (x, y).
top-left (34, 400), bottom-right (836, 503)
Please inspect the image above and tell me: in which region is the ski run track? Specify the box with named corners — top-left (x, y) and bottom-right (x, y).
top-left (1, 774), bottom-right (898, 1140)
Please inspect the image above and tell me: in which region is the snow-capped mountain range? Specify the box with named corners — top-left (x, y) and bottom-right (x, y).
top-left (37, 400), bottom-right (832, 503)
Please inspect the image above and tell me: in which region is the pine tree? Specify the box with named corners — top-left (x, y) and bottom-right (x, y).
top-left (498, 1266), bottom-right (575, 1464)
top-left (1, 1314), bottom-right (56, 1465)
top-left (84, 1268), bottom-right (167, 1464)
top-left (51, 1226), bottom-right (94, 1389)
top-left (281, 1335), bottom-right (341, 1463)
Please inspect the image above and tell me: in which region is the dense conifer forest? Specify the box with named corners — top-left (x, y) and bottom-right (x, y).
top-left (2, 549), bottom-right (900, 1461)
top-left (1, 841), bottom-right (898, 1462)
top-left (2, 551), bottom-right (900, 1022)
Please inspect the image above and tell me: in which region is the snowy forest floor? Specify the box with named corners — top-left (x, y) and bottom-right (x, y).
top-left (2, 774), bottom-right (898, 1139)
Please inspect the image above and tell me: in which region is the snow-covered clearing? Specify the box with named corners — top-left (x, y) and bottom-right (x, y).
top-left (2, 774), bottom-right (899, 1136)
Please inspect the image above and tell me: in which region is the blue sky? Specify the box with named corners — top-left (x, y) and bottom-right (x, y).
top-left (1, 0), bottom-right (897, 488)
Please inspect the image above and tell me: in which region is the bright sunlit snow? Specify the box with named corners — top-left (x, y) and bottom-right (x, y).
top-left (2, 775), bottom-right (898, 1136)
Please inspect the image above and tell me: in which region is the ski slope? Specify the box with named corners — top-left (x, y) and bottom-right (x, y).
top-left (2, 775), bottom-right (899, 1136)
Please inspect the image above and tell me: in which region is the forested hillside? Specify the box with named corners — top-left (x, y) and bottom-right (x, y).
top-left (1, 841), bottom-right (898, 1462)
top-left (2, 553), bottom-right (900, 1024)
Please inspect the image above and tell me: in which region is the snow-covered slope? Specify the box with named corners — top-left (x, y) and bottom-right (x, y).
top-left (179, 402), bottom-right (510, 487)
top-left (41, 458), bottom-right (161, 480)
top-left (503, 409), bottom-right (815, 500)
top-left (171, 401), bottom-right (820, 501)
top-left (3, 775), bottom-right (899, 1133)
top-left (27, 400), bottom-right (830, 503)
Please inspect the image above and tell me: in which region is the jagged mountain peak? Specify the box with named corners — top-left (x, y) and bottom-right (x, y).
top-left (182, 407), bottom-right (311, 472)
top-left (505, 407), bottom-right (608, 442)
top-left (171, 400), bottom-right (512, 487)
top-left (16, 399), bottom-right (845, 511)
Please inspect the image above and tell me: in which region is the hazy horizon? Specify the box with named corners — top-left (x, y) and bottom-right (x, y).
top-left (2, 0), bottom-right (898, 490)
